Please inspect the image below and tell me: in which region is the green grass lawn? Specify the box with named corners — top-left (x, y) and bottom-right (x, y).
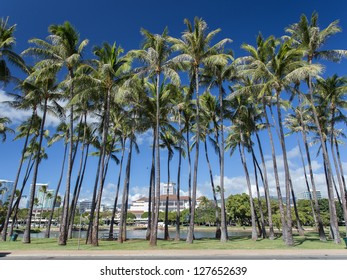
top-left (1, 231), bottom-right (346, 251)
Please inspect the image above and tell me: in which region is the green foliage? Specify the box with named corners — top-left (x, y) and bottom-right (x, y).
top-left (226, 194), bottom-right (251, 226)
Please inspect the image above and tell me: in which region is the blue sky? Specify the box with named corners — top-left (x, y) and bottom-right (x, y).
top-left (1, 0), bottom-right (347, 206)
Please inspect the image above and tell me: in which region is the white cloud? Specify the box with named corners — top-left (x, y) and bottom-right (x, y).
top-left (0, 90), bottom-right (62, 127)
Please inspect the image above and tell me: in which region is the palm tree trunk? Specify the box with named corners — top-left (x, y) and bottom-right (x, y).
top-left (239, 144), bottom-right (257, 240)
top-left (9, 155), bottom-right (35, 237)
top-left (204, 139), bottom-right (220, 238)
top-left (330, 119), bottom-right (347, 235)
top-left (109, 138), bottom-right (125, 238)
top-left (68, 114), bottom-right (88, 239)
top-left (118, 138), bottom-right (133, 243)
top-left (150, 73), bottom-right (161, 246)
top-left (23, 98), bottom-right (48, 244)
top-left (263, 100), bottom-right (288, 241)
top-left (59, 102), bottom-right (74, 244)
top-left (45, 142), bottom-right (67, 238)
top-left (92, 89), bottom-right (111, 246)
top-left (307, 61), bottom-right (340, 243)
top-left (2, 110), bottom-right (36, 241)
top-left (297, 137), bottom-right (318, 226)
top-left (164, 156), bottom-right (170, 240)
top-left (147, 132), bottom-right (155, 240)
top-left (219, 85), bottom-right (228, 242)
top-left (300, 116), bottom-right (326, 241)
top-left (255, 132), bottom-right (275, 239)
top-left (251, 147), bottom-right (267, 238)
top-left (85, 146), bottom-right (102, 244)
top-left (335, 138), bottom-right (347, 191)
top-left (175, 115), bottom-right (182, 241)
top-left (187, 66), bottom-right (200, 244)
top-left (275, 90), bottom-right (294, 245)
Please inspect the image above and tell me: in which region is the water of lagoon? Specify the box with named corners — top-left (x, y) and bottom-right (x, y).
top-left (17, 227), bottom-right (251, 239)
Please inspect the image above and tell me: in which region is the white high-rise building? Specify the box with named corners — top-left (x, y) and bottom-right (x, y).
top-left (298, 190), bottom-right (322, 200)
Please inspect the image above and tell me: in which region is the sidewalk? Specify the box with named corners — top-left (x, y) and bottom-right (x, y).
top-left (1, 249), bottom-right (346, 259)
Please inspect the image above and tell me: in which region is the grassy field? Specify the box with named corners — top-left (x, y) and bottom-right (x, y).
top-left (1, 229), bottom-right (346, 251)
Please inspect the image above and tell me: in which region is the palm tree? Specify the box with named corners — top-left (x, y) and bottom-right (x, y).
top-left (22, 65), bottom-right (60, 244)
top-left (201, 50), bottom-right (233, 242)
top-left (84, 42), bottom-right (129, 246)
top-left (285, 12), bottom-right (347, 243)
top-left (231, 35), bottom-right (287, 242)
top-left (0, 116), bottom-right (14, 142)
top-left (199, 91), bottom-right (222, 238)
top-left (45, 121), bottom-right (69, 238)
top-left (23, 21), bottom-right (89, 245)
top-left (169, 17), bottom-right (231, 243)
top-left (315, 75), bottom-right (347, 235)
top-left (1, 110), bottom-right (41, 241)
top-left (129, 27), bottom-right (180, 246)
top-left (225, 111), bottom-right (258, 240)
top-left (0, 17), bottom-right (26, 83)
top-left (285, 105), bottom-right (327, 241)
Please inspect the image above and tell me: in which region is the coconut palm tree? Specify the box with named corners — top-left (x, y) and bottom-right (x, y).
top-left (285, 105), bottom-right (327, 241)
top-left (169, 17), bottom-right (231, 243)
top-left (1, 110), bottom-right (41, 241)
top-left (199, 91), bottom-right (222, 238)
top-left (201, 50), bottom-right (234, 242)
top-left (232, 34), bottom-right (321, 245)
top-left (129, 27), bottom-right (180, 246)
top-left (225, 108), bottom-right (258, 240)
top-left (0, 116), bottom-right (14, 142)
top-left (315, 75), bottom-right (347, 235)
top-left (285, 12), bottom-right (347, 243)
top-left (231, 35), bottom-right (287, 242)
top-left (23, 21), bottom-right (89, 245)
top-left (22, 65), bottom-right (61, 244)
top-left (83, 42), bottom-right (130, 246)
top-left (0, 17), bottom-right (26, 83)
top-left (45, 121), bottom-right (69, 238)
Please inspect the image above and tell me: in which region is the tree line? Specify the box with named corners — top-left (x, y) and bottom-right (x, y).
top-left (0, 12), bottom-right (347, 247)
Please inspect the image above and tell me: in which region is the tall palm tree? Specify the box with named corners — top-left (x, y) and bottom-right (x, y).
top-left (22, 65), bottom-right (60, 244)
top-left (45, 121), bottom-right (69, 238)
top-left (225, 112), bottom-right (258, 240)
top-left (0, 17), bottom-right (26, 83)
top-left (169, 17), bottom-right (231, 243)
top-left (286, 12), bottom-right (347, 243)
top-left (201, 50), bottom-right (233, 242)
top-left (199, 91), bottom-right (222, 238)
top-left (129, 27), bottom-right (180, 246)
top-left (85, 42), bottom-right (129, 246)
top-left (315, 75), bottom-right (347, 235)
top-left (285, 105), bottom-right (327, 241)
top-left (23, 21), bottom-right (89, 245)
top-left (231, 35), bottom-right (288, 242)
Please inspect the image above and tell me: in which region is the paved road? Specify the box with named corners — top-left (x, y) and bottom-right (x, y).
top-left (1, 249), bottom-right (346, 260)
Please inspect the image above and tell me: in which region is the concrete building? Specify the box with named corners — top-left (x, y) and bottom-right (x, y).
top-left (0, 179), bottom-right (14, 205)
top-left (129, 183), bottom-right (192, 219)
top-left (79, 200), bottom-right (106, 213)
top-left (297, 190), bottom-right (322, 200)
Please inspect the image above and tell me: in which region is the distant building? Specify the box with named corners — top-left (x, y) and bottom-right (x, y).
top-left (129, 183), bottom-right (198, 219)
top-left (79, 200), bottom-right (106, 213)
top-left (0, 179), bottom-right (14, 205)
top-left (297, 190), bottom-right (322, 200)
top-left (33, 184), bottom-right (54, 210)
